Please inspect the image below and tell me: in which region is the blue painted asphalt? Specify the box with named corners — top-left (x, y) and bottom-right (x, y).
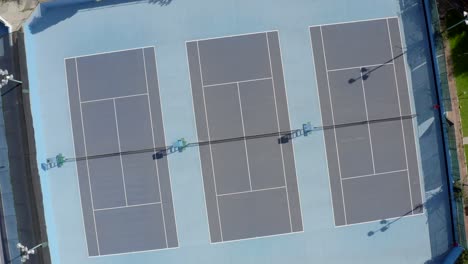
top-left (23, 0), bottom-right (452, 263)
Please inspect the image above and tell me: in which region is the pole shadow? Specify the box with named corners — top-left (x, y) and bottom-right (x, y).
top-left (366, 203), bottom-right (424, 237)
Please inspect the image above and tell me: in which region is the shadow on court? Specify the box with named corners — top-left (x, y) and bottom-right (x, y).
top-left (347, 52), bottom-right (406, 84)
top-left (149, 0), bottom-right (172, 5)
top-left (41, 115), bottom-right (418, 169)
top-left (396, 0), bottom-right (456, 262)
top-left (366, 203), bottom-right (423, 237)
top-left (28, 0), bottom-right (174, 34)
top-left (366, 183), bottom-right (445, 238)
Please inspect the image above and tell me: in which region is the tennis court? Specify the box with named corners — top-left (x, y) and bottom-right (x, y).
top-left (65, 47), bottom-right (178, 256)
top-left (187, 32), bottom-right (302, 243)
top-left (310, 18), bottom-right (423, 226)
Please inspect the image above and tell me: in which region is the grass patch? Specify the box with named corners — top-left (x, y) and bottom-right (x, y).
top-left (446, 10), bottom-right (468, 135)
top-left (457, 249), bottom-right (468, 264)
top-left (465, 146), bottom-right (468, 165)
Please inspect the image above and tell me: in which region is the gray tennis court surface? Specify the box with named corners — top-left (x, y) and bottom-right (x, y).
top-left (310, 18), bottom-right (423, 226)
top-left (187, 31), bottom-right (303, 243)
top-left (65, 47), bottom-right (178, 256)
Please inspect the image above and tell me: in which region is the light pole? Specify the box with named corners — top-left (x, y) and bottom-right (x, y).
top-left (444, 11), bottom-right (468, 32)
top-left (16, 242), bottom-right (48, 263)
top-left (0, 69), bottom-right (22, 89)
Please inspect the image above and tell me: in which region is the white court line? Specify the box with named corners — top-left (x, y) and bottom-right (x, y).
top-left (341, 169), bottom-right (408, 181)
top-left (387, 19), bottom-right (414, 213)
top-left (187, 30), bottom-right (278, 43)
top-left (197, 41), bottom-right (224, 241)
top-left (412, 61), bottom-right (427, 72)
top-left (64, 46), bottom-right (154, 60)
top-left (217, 186), bottom-right (286, 197)
top-left (75, 59), bottom-right (101, 255)
top-left (359, 72), bottom-right (376, 174)
top-left (0, 184), bottom-right (7, 241)
top-left (335, 210), bottom-right (424, 229)
top-left (142, 48), bottom-right (168, 247)
top-left (308, 26), bottom-right (337, 228)
top-left (211, 229), bottom-right (304, 245)
top-left (395, 18), bottom-right (426, 209)
top-left (93, 202), bottom-right (162, 212)
top-left (185, 42), bottom-right (214, 242)
top-left (327, 62), bottom-right (394, 73)
top-left (236, 82), bottom-right (253, 191)
top-left (320, 26), bottom-right (348, 225)
top-left (80, 93), bottom-right (148, 104)
top-left (63, 59), bottom-right (91, 256)
top-left (88, 244), bottom-right (180, 258)
top-left (203, 77), bottom-right (272, 88)
top-left (265, 33), bottom-right (293, 232)
top-left (276, 31), bottom-right (305, 231)
top-left (112, 99), bottom-right (129, 206)
top-left (309, 16), bottom-right (398, 28)
top-left (412, 55), bottom-right (445, 72)
top-left (152, 47), bottom-right (181, 246)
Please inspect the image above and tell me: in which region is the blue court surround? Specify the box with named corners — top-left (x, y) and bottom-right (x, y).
top-left (24, 0), bottom-right (454, 263)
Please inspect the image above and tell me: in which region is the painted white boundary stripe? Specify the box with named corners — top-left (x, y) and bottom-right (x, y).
top-left (203, 77), bottom-right (272, 88)
top-left (327, 62), bottom-right (394, 73)
top-left (152, 47), bottom-right (182, 247)
top-left (217, 186), bottom-right (286, 197)
top-left (236, 82), bottom-right (253, 191)
top-left (320, 26), bottom-right (348, 225)
top-left (112, 99), bottom-right (129, 206)
top-left (80, 93), bottom-right (147, 104)
top-left (308, 26), bottom-right (338, 227)
top-left (265, 32), bottom-right (293, 232)
top-left (359, 72), bottom-right (377, 174)
top-left (184, 42), bottom-right (214, 242)
top-left (75, 58), bottom-right (101, 255)
top-left (187, 30), bottom-right (279, 43)
top-left (395, 17), bottom-right (426, 211)
top-left (309, 16), bottom-right (398, 28)
top-left (335, 210), bottom-right (424, 228)
top-left (94, 202), bottom-right (162, 212)
top-left (64, 45), bottom-right (156, 60)
top-left (64, 58), bottom-right (91, 256)
top-left (142, 48), bottom-right (169, 247)
top-left (341, 169), bottom-right (408, 181)
top-left (386, 19), bottom-right (414, 213)
top-left (88, 244), bottom-right (180, 259)
top-left (276, 31), bottom-right (305, 231)
top-left (211, 229), bottom-right (304, 245)
top-left (197, 41), bottom-right (225, 241)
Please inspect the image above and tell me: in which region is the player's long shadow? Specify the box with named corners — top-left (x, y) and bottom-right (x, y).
top-left (348, 51), bottom-right (406, 84)
top-left (367, 203), bottom-right (423, 237)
